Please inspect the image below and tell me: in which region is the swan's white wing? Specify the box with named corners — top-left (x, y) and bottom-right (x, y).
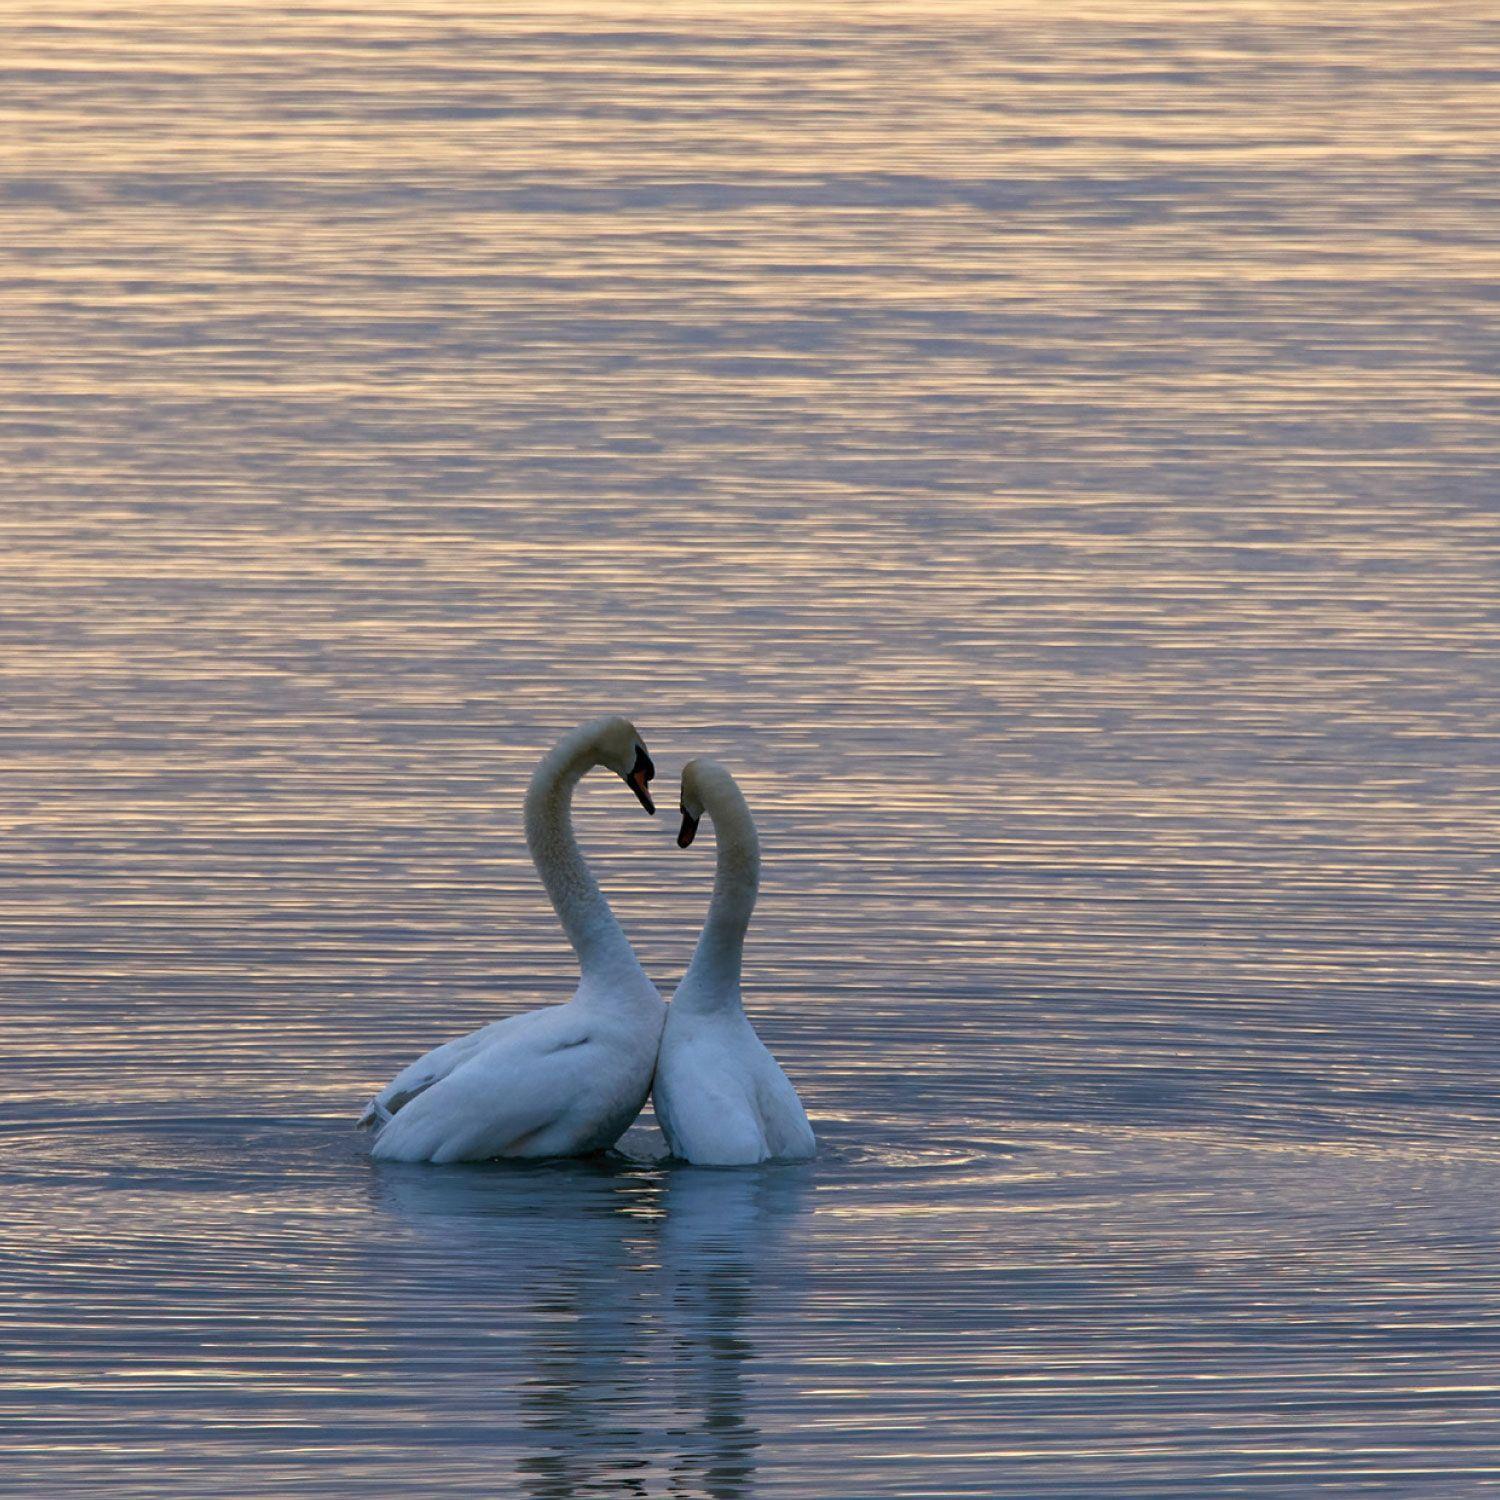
top-left (369, 1015), bottom-right (623, 1164)
top-left (661, 1084), bottom-right (770, 1165)
top-left (752, 1048), bottom-right (817, 1160)
top-left (357, 1007), bottom-right (556, 1129)
top-left (654, 1028), bottom-right (771, 1165)
top-left (655, 1019), bottom-right (815, 1165)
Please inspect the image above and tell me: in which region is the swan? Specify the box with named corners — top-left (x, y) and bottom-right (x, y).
top-left (651, 759), bottom-right (816, 1166)
top-left (359, 715), bottom-right (666, 1163)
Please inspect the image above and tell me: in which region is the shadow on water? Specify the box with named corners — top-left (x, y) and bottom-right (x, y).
top-left (366, 1151), bottom-right (813, 1498)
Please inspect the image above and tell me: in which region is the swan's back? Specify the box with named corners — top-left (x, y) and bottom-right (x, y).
top-left (371, 996), bottom-right (662, 1163)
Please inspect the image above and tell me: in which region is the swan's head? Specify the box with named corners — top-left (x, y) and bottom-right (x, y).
top-left (592, 714), bottom-right (656, 814)
top-left (676, 756), bottom-right (727, 847)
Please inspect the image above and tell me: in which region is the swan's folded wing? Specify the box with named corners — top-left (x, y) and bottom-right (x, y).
top-left (655, 1027), bottom-right (815, 1166)
top-left (357, 1008), bottom-right (551, 1129)
top-left (654, 1060), bottom-right (771, 1166)
top-left (368, 1028), bottom-right (599, 1164)
top-left (753, 1056), bottom-right (817, 1161)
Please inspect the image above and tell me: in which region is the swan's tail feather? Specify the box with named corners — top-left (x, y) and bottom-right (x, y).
top-left (358, 1073), bottom-right (442, 1133)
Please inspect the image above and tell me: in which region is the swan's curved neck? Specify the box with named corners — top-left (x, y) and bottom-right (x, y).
top-left (681, 785), bottom-right (759, 1005)
top-left (524, 728), bottom-right (640, 978)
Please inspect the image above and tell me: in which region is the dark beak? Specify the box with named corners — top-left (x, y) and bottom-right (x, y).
top-left (677, 807), bottom-right (700, 848)
top-left (626, 746), bottom-right (656, 814)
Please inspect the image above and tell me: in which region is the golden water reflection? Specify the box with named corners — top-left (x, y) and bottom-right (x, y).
top-left (2, 0), bottom-right (1498, 1492)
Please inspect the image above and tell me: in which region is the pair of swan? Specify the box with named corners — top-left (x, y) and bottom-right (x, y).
top-left (359, 715), bottom-right (815, 1167)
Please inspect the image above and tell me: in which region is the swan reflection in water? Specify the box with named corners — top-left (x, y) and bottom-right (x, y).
top-left (659, 1163), bottom-right (812, 1497)
top-left (368, 1148), bottom-right (812, 1499)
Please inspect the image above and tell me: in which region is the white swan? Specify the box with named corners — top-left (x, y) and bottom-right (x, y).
top-left (360, 715), bottom-right (666, 1163)
top-left (651, 759), bottom-right (816, 1166)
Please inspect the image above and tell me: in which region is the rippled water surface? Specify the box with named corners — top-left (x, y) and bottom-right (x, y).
top-left (3, 2), bottom-right (1499, 1494)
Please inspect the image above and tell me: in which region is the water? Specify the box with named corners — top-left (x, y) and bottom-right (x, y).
top-left (3, 1), bottom-right (1498, 1493)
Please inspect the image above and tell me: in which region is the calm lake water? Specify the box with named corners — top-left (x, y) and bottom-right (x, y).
top-left (3, 2), bottom-right (1498, 1494)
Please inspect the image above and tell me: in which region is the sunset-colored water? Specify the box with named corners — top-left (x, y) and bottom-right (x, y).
top-left (3, 2), bottom-right (1498, 1493)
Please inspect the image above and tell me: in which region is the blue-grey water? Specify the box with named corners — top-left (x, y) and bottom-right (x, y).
top-left (3, 2), bottom-right (1498, 1494)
